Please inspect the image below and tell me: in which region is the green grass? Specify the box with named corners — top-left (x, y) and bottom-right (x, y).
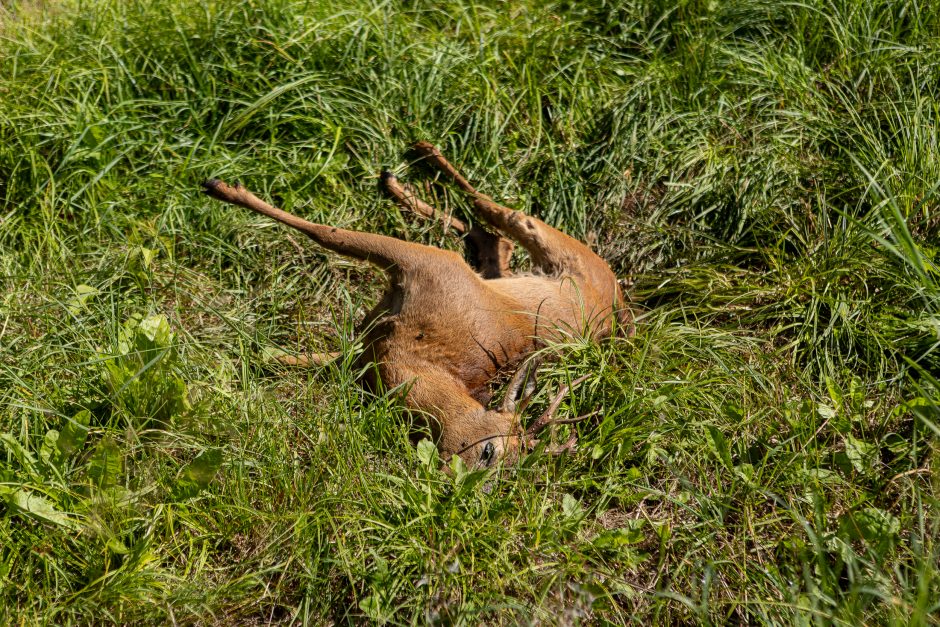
top-left (1, 0), bottom-right (939, 623)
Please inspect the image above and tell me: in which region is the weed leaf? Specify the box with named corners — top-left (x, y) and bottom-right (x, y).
top-left (844, 435), bottom-right (877, 476)
top-left (174, 449), bottom-right (223, 499)
top-left (707, 426), bottom-right (733, 470)
top-left (56, 410), bottom-right (90, 458)
top-left (416, 438), bottom-right (438, 469)
top-left (5, 489), bottom-right (74, 529)
top-left (88, 438), bottom-right (122, 488)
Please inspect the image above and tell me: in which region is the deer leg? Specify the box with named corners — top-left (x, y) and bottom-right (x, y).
top-left (464, 226), bottom-right (514, 280)
top-left (411, 143), bottom-right (595, 275)
top-left (412, 143), bottom-right (624, 320)
top-left (380, 170), bottom-right (468, 234)
top-left (381, 171), bottom-right (513, 279)
top-left (202, 178), bottom-right (454, 273)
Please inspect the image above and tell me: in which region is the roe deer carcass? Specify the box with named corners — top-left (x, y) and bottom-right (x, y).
top-left (202, 142), bottom-right (628, 468)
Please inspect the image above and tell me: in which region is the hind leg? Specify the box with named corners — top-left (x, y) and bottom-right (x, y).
top-left (381, 170), bottom-right (513, 279)
top-left (203, 178), bottom-right (459, 274)
top-left (412, 143), bottom-right (622, 308)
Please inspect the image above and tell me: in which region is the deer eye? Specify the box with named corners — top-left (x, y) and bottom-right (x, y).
top-left (480, 441), bottom-right (496, 466)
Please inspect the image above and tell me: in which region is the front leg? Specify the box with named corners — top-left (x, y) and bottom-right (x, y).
top-left (381, 171), bottom-right (513, 279)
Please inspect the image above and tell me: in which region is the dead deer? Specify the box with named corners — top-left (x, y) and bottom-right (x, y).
top-left (202, 142), bottom-right (627, 468)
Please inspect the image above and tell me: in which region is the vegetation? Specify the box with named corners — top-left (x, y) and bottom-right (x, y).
top-left (1, 0), bottom-right (939, 622)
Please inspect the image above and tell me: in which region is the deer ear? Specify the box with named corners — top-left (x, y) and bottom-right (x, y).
top-left (501, 358), bottom-right (541, 414)
top-left (480, 441), bottom-right (496, 467)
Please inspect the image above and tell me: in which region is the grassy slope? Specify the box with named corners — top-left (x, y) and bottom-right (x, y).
top-left (1, 0), bottom-right (939, 623)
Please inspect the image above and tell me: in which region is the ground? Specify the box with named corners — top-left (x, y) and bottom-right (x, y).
top-left (0, 0), bottom-right (938, 623)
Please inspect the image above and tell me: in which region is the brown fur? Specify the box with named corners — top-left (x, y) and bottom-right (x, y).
top-left (202, 142), bottom-right (627, 467)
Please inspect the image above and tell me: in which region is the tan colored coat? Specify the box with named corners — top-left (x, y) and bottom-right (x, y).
top-left (203, 142), bottom-right (626, 467)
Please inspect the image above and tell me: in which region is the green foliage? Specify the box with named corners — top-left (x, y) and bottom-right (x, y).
top-left (173, 448), bottom-right (222, 500)
top-left (1, 0), bottom-right (939, 623)
top-left (100, 313), bottom-right (189, 426)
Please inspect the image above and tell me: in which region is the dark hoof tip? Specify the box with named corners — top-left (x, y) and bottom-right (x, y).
top-left (200, 178), bottom-right (222, 194)
top-left (380, 170), bottom-right (397, 182)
